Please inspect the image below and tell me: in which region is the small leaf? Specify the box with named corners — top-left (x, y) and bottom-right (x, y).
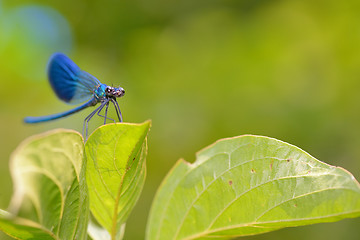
top-left (1, 130), bottom-right (89, 240)
top-left (0, 210), bottom-right (55, 240)
top-left (86, 121), bottom-right (151, 239)
top-left (146, 135), bottom-right (360, 240)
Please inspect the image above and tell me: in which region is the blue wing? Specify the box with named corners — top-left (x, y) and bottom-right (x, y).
top-left (48, 53), bottom-right (101, 105)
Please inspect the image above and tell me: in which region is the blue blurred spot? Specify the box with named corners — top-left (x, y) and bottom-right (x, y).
top-left (0, 4), bottom-right (73, 81)
top-left (10, 5), bottom-right (72, 53)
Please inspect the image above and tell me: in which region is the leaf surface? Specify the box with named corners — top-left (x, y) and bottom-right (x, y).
top-left (0, 130), bottom-right (89, 240)
top-left (86, 121), bottom-right (151, 239)
top-left (0, 209), bottom-right (55, 240)
top-left (146, 135), bottom-right (360, 240)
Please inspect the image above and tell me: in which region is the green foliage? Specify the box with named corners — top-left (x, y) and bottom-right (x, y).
top-left (146, 135), bottom-right (360, 240)
top-left (0, 130), bottom-right (88, 240)
top-left (86, 122), bottom-right (150, 239)
top-left (0, 122), bottom-right (151, 240)
top-left (0, 126), bottom-right (359, 240)
top-left (0, 209), bottom-right (55, 240)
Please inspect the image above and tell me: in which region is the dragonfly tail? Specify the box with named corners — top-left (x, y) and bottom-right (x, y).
top-left (24, 98), bottom-right (96, 123)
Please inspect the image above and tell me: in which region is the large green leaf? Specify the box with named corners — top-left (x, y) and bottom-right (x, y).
top-left (146, 135), bottom-right (360, 240)
top-left (0, 130), bottom-right (89, 240)
top-left (86, 121), bottom-right (151, 240)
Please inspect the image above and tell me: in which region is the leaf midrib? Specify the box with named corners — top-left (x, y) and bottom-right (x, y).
top-left (111, 128), bottom-right (148, 239)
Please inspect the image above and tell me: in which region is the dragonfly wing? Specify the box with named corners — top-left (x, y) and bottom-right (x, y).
top-left (48, 53), bottom-right (101, 105)
top-left (71, 71), bottom-right (102, 104)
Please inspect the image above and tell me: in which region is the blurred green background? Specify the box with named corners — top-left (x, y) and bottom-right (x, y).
top-left (1, 0), bottom-right (360, 239)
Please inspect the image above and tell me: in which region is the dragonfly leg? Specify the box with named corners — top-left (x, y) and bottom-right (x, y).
top-left (104, 102), bottom-right (110, 124)
top-left (83, 108), bottom-right (99, 139)
top-left (111, 99), bottom-right (123, 122)
top-left (97, 101), bottom-right (115, 124)
top-left (83, 102), bottom-right (107, 139)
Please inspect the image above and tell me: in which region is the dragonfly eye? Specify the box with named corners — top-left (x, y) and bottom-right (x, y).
top-left (105, 86), bottom-right (114, 95)
top-left (114, 87), bottom-right (125, 97)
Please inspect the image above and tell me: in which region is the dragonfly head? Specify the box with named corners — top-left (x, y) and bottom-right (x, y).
top-left (105, 86), bottom-right (125, 98)
top-left (114, 87), bottom-right (125, 98)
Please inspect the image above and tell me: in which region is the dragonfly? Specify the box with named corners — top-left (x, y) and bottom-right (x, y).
top-left (24, 53), bottom-right (125, 138)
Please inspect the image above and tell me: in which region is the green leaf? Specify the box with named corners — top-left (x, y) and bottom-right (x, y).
top-left (146, 135), bottom-right (360, 240)
top-left (86, 121), bottom-right (151, 240)
top-left (0, 209), bottom-right (55, 240)
top-left (1, 130), bottom-right (89, 240)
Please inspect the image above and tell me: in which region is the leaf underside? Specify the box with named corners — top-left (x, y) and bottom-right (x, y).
top-left (146, 135), bottom-right (360, 240)
top-left (0, 130), bottom-right (88, 240)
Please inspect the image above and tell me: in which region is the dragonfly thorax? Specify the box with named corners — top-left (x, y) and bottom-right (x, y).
top-left (95, 84), bottom-right (125, 101)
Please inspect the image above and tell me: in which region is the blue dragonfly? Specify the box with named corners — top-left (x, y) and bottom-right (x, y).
top-left (24, 53), bottom-right (125, 138)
